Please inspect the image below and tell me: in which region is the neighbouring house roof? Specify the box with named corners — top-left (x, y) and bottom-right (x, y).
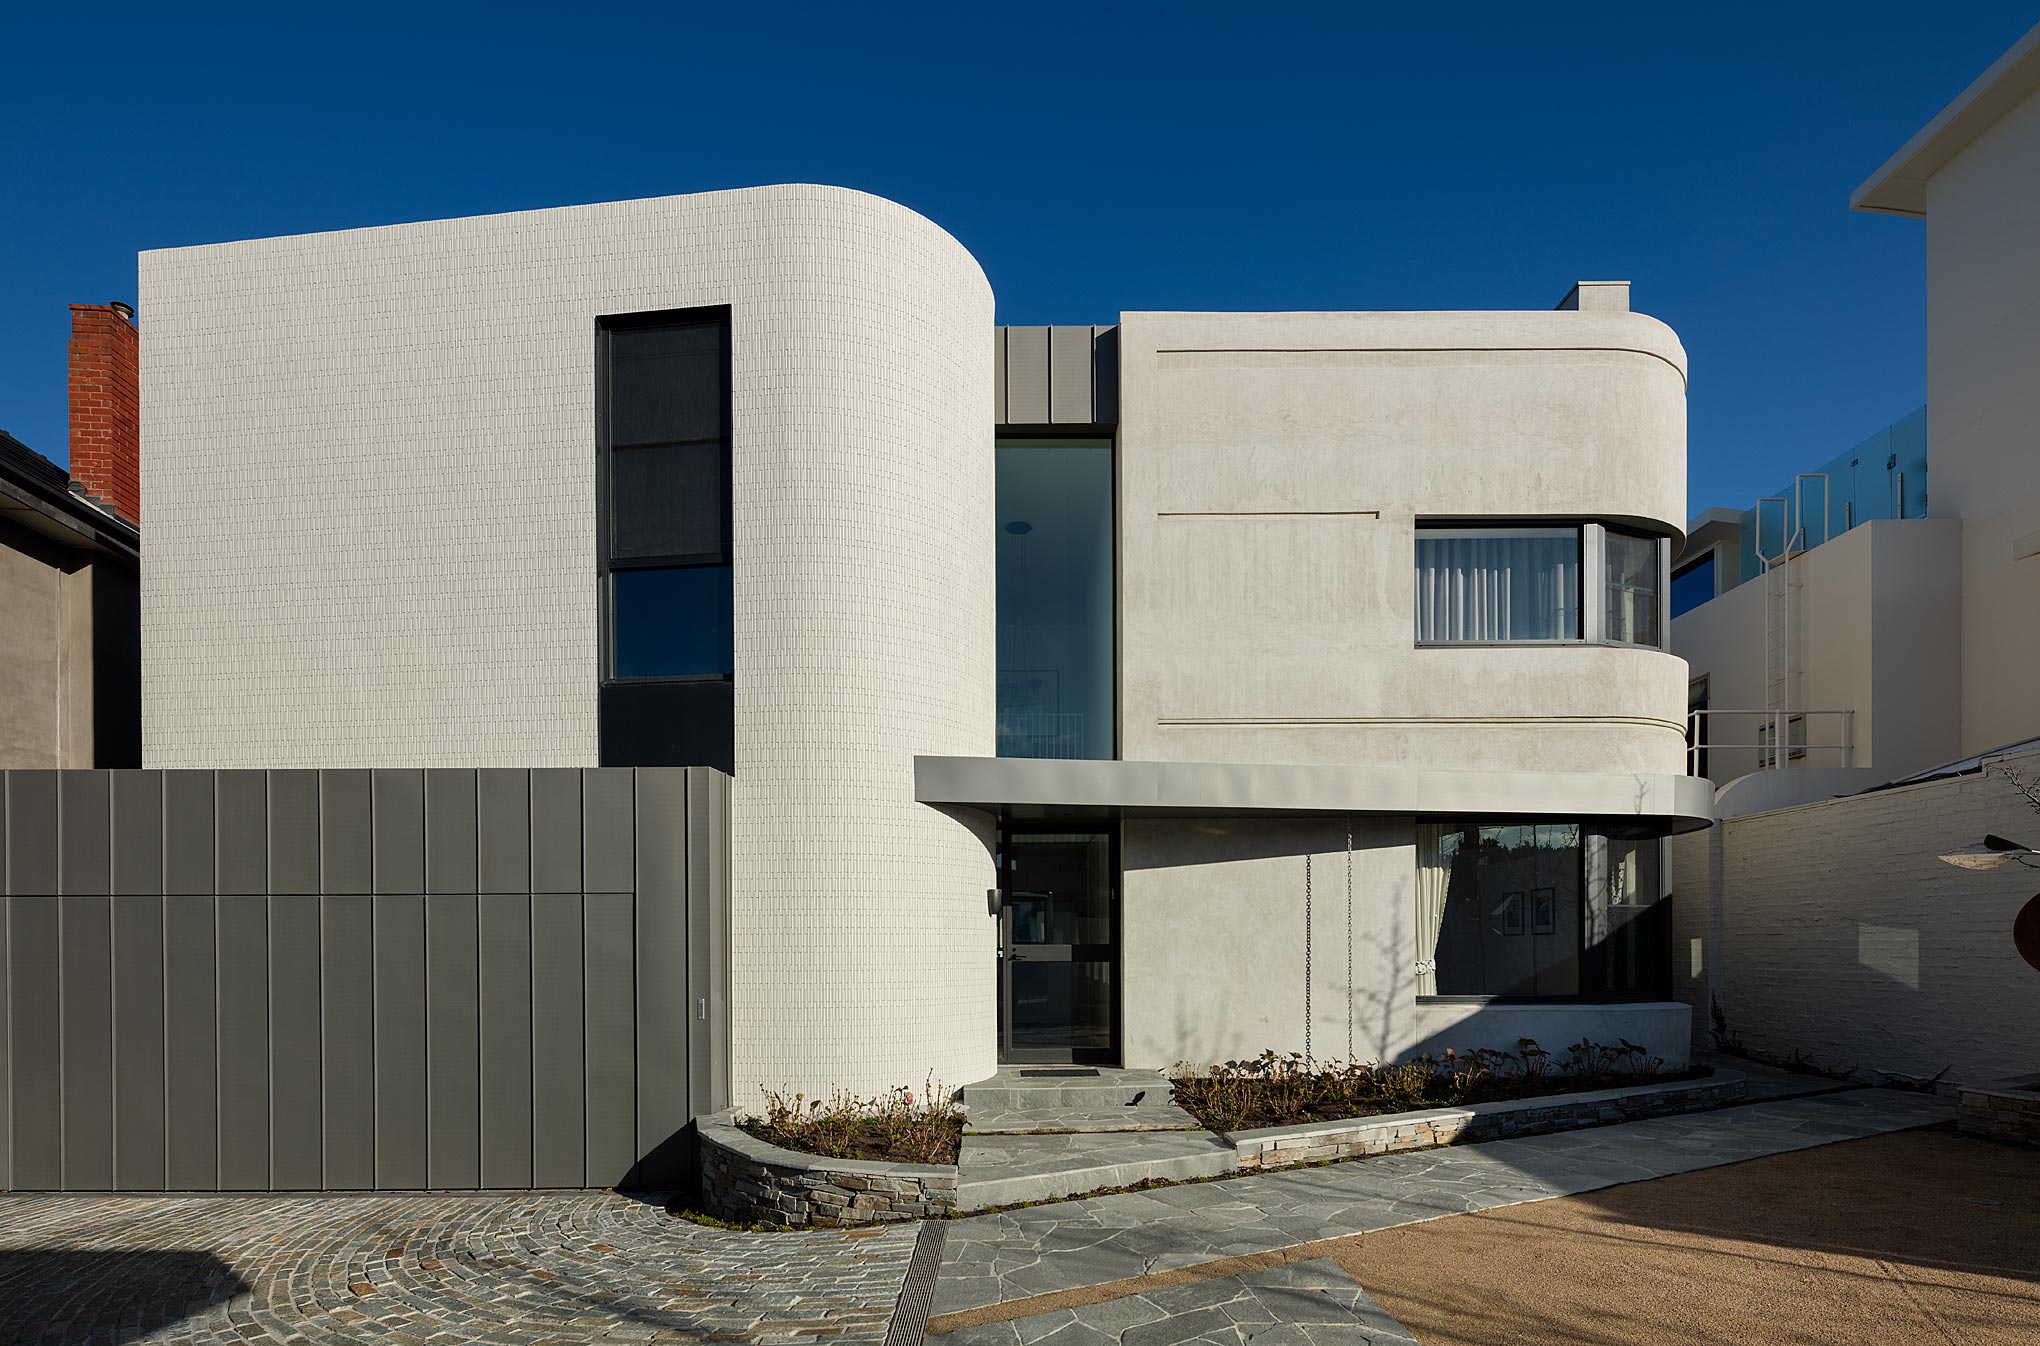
top-left (0, 428), bottom-right (139, 561)
top-left (1855, 734), bottom-right (2040, 794)
top-left (1853, 22), bottom-right (2040, 218)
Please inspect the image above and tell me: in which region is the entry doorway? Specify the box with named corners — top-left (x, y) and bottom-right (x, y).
top-left (997, 824), bottom-right (1118, 1064)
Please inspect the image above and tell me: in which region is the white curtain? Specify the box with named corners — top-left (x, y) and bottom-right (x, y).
top-left (1414, 823), bottom-right (1449, 995)
top-left (1416, 531), bottom-right (1578, 642)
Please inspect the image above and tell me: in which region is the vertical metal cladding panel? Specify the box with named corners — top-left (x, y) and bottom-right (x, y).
top-left (7, 771), bottom-right (59, 894)
top-left (113, 894), bottom-right (167, 1189)
top-left (425, 891), bottom-right (480, 1188)
top-left (688, 768), bottom-right (733, 1114)
top-left (582, 891), bottom-right (635, 1186)
top-left (8, 895), bottom-right (61, 1188)
top-left (216, 771), bottom-right (266, 895)
top-left (60, 893), bottom-right (114, 1188)
top-left (581, 770), bottom-right (634, 893)
top-left (267, 771), bottom-right (319, 895)
top-left (633, 769), bottom-right (689, 1186)
top-left (1049, 325), bottom-right (1096, 424)
top-left (215, 892), bottom-right (269, 1189)
top-left (478, 894), bottom-right (533, 1188)
top-left (426, 769), bottom-right (479, 894)
top-left (477, 770), bottom-right (530, 893)
top-left (993, 326), bottom-right (1008, 423)
top-left (530, 891), bottom-right (585, 1188)
top-left (321, 892), bottom-right (375, 1188)
top-left (530, 770), bottom-right (582, 895)
top-left (163, 770), bottom-right (215, 895)
top-left (268, 893), bottom-right (322, 1189)
top-left (59, 771), bottom-right (112, 896)
top-left (373, 770), bottom-right (425, 893)
top-left (112, 771), bottom-right (163, 895)
top-left (373, 892), bottom-right (427, 1188)
top-left (163, 892), bottom-right (219, 1189)
top-left (1005, 325), bottom-right (1051, 425)
top-left (320, 771), bottom-right (372, 896)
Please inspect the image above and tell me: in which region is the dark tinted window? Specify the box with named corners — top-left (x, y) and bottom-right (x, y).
top-left (612, 440), bottom-right (725, 561)
top-left (1670, 552), bottom-right (1716, 619)
top-left (609, 322), bottom-right (725, 446)
top-left (612, 565), bottom-right (733, 679)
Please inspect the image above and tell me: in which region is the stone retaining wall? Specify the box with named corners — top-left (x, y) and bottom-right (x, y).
top-left (1230, 1072), bottom-right (1747, 1171)
top-left (696, 1110), bottom-right (959, 1228)
top-left (1957, 1080), bottom-right (2040, 1145)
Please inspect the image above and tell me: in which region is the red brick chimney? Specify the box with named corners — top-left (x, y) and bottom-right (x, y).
top-left (68, 302), bottom-right (141, 524)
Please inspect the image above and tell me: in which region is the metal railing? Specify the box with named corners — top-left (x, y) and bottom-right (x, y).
top-left (1687, 708), bottom-right (1855, 775)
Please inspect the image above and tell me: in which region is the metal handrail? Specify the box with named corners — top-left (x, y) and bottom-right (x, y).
top-left (1687, 708), bottom-right (1855, 775)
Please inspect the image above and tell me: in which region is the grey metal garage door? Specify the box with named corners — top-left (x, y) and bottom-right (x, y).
top-left (0, 766), bottom-right (729, 1192)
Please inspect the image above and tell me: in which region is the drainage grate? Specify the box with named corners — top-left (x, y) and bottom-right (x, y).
top-left (883, 1218), bottom-right (947, 1346)
top-left (1017, 1068), bottom-right (1101, 1078)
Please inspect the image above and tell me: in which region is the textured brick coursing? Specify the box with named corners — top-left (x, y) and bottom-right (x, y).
top-left (697, 1112), bottom-right (958, 1229)
top-left (1671, 747), bottom-right (2040, 1087)
top-left (1957, 1086), bottom-right (2040, 1145)
top-left (138, 186), bottom-right (998, 1098)
top-left (1231, 1074), bottom-right (1745, 1171)
top-left (68, 304), bottom-right (141, 523)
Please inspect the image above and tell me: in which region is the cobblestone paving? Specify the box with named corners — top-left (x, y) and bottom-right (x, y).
top-left (935, 1260), bottom-right (1416, 1346)
top-left (933, 1087), bottom-right (1953, 1314)
top-left (0, 1189), bottom-right (916, 1345)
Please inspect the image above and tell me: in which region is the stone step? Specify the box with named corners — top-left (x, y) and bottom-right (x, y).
top-left (964, 1104), bottom-right (1202, 1134)
top-left (955, 1131), bottom-right (1238, 1211)
top-left (956, 1067), bottom-right (1175, 1109)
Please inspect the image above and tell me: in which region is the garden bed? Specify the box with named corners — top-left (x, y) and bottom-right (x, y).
top-left (735, 1082), bottom-right (963, 1165)
top-left (1173, 1039), bottom-right (1706, 1134)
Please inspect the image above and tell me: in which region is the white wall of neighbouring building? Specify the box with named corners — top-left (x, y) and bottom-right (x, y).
top-left (139, 186), bottom-right (1000, 1100)
top-left (1672, 747), bottom-right (2040, 1087)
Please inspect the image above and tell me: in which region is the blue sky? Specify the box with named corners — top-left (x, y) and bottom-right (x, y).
top-left (1, 4), bottom-right (2033, 512)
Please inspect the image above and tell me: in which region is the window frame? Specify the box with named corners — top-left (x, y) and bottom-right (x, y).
top-left (596, 305), bottom-right (734, 685)
top-left (1413, 520), bottom-right (1669, 651)
top-left (1416, 817), bottom-right (1673, 1005)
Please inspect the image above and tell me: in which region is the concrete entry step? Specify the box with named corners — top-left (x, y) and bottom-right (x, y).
top-left (964, 1103), bottom-right (1202, 1134)
top-left (956, 1066), bottom-right (1176, 1109)
top-left (956, 1131), bottom-right (1238, 1212)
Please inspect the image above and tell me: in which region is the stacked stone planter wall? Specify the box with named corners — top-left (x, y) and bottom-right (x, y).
top-left (1956, 1079), bottom-right (2040, 1145)
top-left (1230, 1072), bottom-right (1747, 1171)
top-left (696, 1110), bottom-right (959, 1228)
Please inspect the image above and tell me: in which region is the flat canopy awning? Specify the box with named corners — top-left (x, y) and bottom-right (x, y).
top-left (915, 756), bottom-right (1715, 833)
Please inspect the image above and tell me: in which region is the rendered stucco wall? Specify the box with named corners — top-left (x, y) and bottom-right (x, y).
top-left (1116, 310), bottom-right (1691, 775)
top-left (1671, 747), bottom-right (2040, 1086)
top-left (139, 186), bottom-right (999, 1099)
top-left (0, 534), bottom-right (117, 770)
top-left (1122, 817), bottom-right (1690, 1071)
top-left (1923, 85), bottom-right (2040, 756)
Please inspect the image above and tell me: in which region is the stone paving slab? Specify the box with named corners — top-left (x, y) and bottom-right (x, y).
top-left (0, 1188), bottom-right (917, 1344)
top-left (932, 1258), bottom-right (1417, 1345)
top-left (965, 1099), bottom-right (1203, 1135)
top-left (932, 1087), bottom-right (1952, 1315)
top-left (960, 1068), bottom-right (1176, 1109)
top-left (959, 1132), bottom-right (1238, 1211)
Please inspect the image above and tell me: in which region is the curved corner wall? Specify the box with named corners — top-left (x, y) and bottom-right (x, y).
top-left (141, 185), bottom-right (998, 1099)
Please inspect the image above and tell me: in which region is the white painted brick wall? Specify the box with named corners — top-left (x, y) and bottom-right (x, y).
top-left (1673, 747), bottom-right (2040, 1086)
top-left (140, 186), bottom-right (998, 1098)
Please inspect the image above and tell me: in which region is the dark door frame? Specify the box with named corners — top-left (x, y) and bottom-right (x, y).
top-left (996, 817), bottom-right (1121, 1065)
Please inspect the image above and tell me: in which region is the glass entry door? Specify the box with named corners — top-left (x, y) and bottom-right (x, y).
top-left (999, 828), bottom-right (1117, 1063)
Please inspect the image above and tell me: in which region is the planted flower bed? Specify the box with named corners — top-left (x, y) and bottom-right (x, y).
top-left (1173, 1039), bottom-right (1703, 1134)
top-left (738, 1080), bottom-right (964, 1165)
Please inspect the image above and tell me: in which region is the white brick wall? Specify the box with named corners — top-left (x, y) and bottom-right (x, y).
top-left (140, 186), bottom-right (999, 1097)
top-left (1672, 748), bottom-right (2040, 1087)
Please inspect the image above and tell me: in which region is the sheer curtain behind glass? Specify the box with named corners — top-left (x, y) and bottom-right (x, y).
top-left (1416, 528), bottom-right (1580, 642)
top-left (1604, 531), bottom-right (1661, 647)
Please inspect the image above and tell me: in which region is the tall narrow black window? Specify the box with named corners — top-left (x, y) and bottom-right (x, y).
top-left (597, 308), bottom-right (734, 771)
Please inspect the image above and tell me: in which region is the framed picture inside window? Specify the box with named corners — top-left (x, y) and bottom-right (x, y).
top-left (1531, 887), bottom-right (1556, 935)
top-left (1497, 892), bottom-right (1524, 936)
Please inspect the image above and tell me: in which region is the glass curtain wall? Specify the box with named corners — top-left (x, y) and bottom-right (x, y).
top-left (996, 439), bottom-right (1114, 759)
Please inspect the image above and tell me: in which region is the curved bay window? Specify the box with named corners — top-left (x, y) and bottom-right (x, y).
top-left (1415, 820), bottom-right (1669, 999)
top-left (1415, 522), bottom-right (1668, 649)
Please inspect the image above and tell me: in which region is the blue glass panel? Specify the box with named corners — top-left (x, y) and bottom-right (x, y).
top-left (1738, 405), bottom-right (1926, 580)
top-left (612, 565), bottom-right (732, 679)
top-left (997, 440), bottom-right (1114, 760)
top-left (1670, 552), bottom-right (1716, 619)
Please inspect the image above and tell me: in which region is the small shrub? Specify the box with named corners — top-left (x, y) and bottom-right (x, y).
top-left (740, 1077), bottom-right (964, 1165)
top-left (1170, 1038), bottom-right (1683, 1134)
